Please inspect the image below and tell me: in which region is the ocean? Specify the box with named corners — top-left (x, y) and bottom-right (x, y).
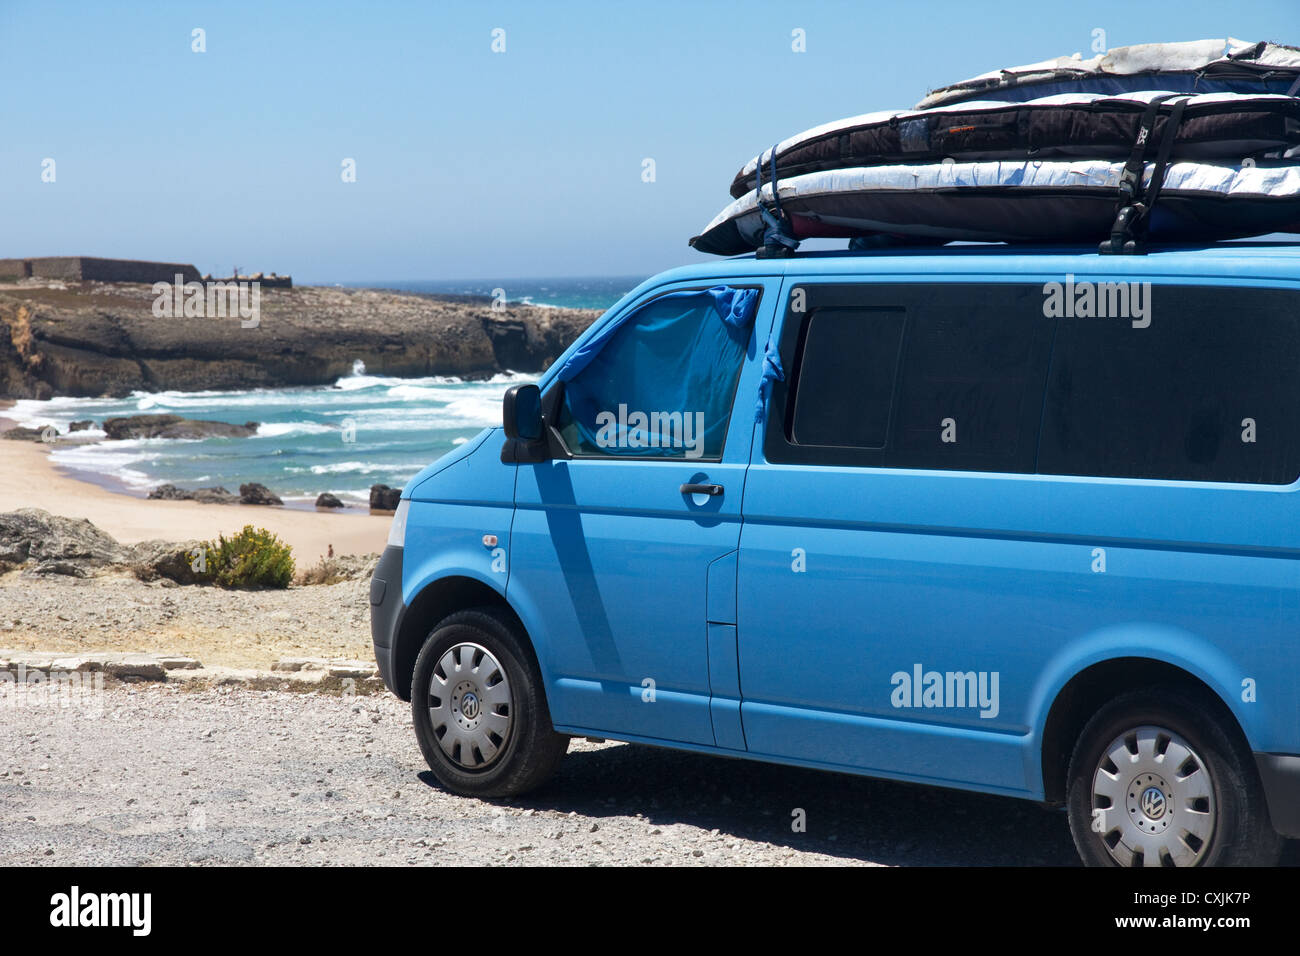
top-left (7, 275), bottom-right (643, 506)
top-left (345, 274), bottom-right (646, 311)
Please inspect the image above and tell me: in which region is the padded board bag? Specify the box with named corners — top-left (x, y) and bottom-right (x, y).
top-left (728, 91), bottom-right (1300, 199)
top-left (691, 159), bottom-right (1300, 255)
top-left (916, 38), bottom-right (1300, 108)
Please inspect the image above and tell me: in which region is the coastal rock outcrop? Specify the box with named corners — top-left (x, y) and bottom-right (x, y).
top-left (0, 281), bottom-right (600, 399)
top-left (239, 483), bottom-right (282, 506)
top-left (147, 483), bottom-right (240, 504)
top-left (0, 509), bottom-right (368, 585)
top-left (0, 424), bottom-right (56, 441)
top-left (191, 487), bottom-right (240, 504)
top-left (315, 493), bottom-right (344, 509)
top-left (0, 508), bottom-right (126, 575)
top-left (369, 484), bottom-right (401, 512)
top-left (0, 509), bottom-right (222, 583)
top-left (147, 483), bottom-right (190, 500)
top-left (127, 539), bottom-right (208, 584)
top-left (103, 415), bottom-right (260, 441)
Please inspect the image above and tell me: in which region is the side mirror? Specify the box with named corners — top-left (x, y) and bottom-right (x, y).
top-left (503, 383), bottom-right (543, 441)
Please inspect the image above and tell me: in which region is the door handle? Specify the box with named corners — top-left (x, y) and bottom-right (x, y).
top-left (680, 482), bottom-right (724, 497)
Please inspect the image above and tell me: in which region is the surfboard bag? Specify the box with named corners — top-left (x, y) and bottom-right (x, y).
top-left (691, 160), bottom-right (1300, 256)
top-left (729, 92), bottom-right (1300, 200)
top-left (917, 39), bottom-right (1300, 109)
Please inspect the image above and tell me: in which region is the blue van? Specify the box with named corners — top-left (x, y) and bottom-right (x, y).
top-left (371, 243), bottom-right (1300, 867)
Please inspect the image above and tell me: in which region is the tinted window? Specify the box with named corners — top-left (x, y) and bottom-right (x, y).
top-left (792, 308), bottom-right (904, 448)
top-left (1040, 285), bottom-right (1300, 484)
top-left (773, 283), bottom-right (1054, 473)
top-left (891, 285), bottom-right (1052, 471)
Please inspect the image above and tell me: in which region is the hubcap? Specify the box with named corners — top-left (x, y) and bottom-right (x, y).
top-left (427, 643), bottom-right (512, 770)
top-left (1090, 725), bottom-right (1215, 866)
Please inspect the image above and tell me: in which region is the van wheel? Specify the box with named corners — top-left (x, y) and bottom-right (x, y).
top-left (1066, 688), bottom-right (1282, 866)
top-left (410, 608), bottom-right (568, 798)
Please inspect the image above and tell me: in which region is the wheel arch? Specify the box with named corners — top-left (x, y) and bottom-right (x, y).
top-left (1039, 657), bottom-right (1250, 804)
top-left (392, 575), bottom-right (529, 701)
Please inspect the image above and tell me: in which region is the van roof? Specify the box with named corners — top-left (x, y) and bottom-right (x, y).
top-left (654, 240), bottom-right (1300, 288)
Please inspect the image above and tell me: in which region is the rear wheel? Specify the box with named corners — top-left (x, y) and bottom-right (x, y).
top-left (1066, 688), bottom-right (1283, 866)
top-left (411, 608), bottom-right (568, 797)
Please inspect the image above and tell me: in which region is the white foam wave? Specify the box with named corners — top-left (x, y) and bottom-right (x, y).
top-left (256, 421), bottom-right (336, 438)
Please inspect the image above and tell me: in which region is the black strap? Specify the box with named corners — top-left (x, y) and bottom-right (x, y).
top-left (1142, 96), bottom-right (1189, 212)
top-left (1287, 74), bottom-right (1300, 97)
top-left (1101, 96), bottom-right (1188, 255)
top-left (754, 145), bottom-right (798, 256)
top-left (1116, 94), bottom-right (1178, 203)
top-left (768, 149), bottom-right (786, 221)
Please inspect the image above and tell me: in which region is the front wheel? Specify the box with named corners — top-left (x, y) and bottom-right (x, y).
top-left (1066, 688), bottom-right (1283, 867)
top-left (410, 608), bottom-right (568, 798)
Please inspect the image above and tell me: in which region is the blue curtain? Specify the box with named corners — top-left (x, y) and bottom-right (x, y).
top-left (556, 286), bottom-right (759, 459)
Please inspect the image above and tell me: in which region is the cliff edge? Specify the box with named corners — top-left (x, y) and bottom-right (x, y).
top-left (0, 280), bottom-right (600, 399)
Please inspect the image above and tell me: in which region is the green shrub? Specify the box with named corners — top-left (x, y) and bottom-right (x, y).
top-left (200, 525), bottom-right (295, 589)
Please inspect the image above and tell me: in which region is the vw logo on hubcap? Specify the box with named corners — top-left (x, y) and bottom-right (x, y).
top-left (460, 691), bottom-right (480, 721)
top-left (1140, 786), bottom-right (1167, 820)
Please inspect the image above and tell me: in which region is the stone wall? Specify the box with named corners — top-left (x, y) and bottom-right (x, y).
top-left (16, 257), bottom-right (202, 284)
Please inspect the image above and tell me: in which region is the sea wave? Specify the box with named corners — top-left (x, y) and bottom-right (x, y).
top-left (283, 460), bottom-right (426, 476)
top-left (49, 446), bottom-right (161, 492)
top-left (255, 421), bottom-right (337, 438)
top-left (9, 370), bottom-right (533, 496)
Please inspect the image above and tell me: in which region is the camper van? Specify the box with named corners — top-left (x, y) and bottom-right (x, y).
top-left (371, 243), bottom-right (1300, 867)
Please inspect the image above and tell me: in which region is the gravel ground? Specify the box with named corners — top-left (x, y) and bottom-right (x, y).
top-left (0, 571), bottom-right (372, 669)
top-left (11, 682), bottom-right (1296, 867)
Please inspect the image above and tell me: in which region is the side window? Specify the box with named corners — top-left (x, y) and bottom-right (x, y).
top-left (772, 283), bottom-right (1054, 473)
top-left (1040, 286), bottom-right (1300, 484)
top-left (555, 287), bottom-right (756, 460)
top-left (791, 308), bottom-right (904, 449)
top-left (891, 285), bottom-right (1052, 471)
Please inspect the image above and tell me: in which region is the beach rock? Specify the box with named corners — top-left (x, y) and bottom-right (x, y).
top-left (24, 559), bottom-right (94, 577)
top-left (147, 484), bottom-right (238, 504)
top-left (1, 424), bottom-right (56, 441)
top-left (334, 552), bottom-right (379, 580)
top-left (190, 486), bottom-right (238, 504)
top-left (68, 420), bottom-right (94, 432)
top-left (315, 493), bottom-right (344, 509)
top-left (239, 482), bottom-right (282, 506)
top-left (103, 414), bottom-right (259, 441)
top-left (147, 483), bottom-right (190, 500)
top-left (127, 540), bottom-right (207, 584)
top-left (369, 484), bottom-right (401, 512)
top-left (0, 512), bottom-right (218, 583)
top-left (0, 282), bottom-right (599, 400)
top-left (295, 551), bottom-right (379, 585)
top-left (0, 508), bottom-right (126, 569)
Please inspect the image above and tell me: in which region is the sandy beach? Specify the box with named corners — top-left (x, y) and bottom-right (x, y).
top-left (0, 420), bottom-right (392, 668)
top-left (0, 437), bottom-right (390, 564)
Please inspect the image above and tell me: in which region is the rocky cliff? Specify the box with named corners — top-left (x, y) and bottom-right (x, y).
top-left (0, 280), bottom-right (600, 399)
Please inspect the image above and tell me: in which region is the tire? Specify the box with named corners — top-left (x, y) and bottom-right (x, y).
top-left (1066, 687), bottom-right (1283, 867)
top-left (410, 607), bottom-right (568, 797)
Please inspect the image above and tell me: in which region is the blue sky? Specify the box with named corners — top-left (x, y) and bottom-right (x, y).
top-left (3, 0), bottom-right (1297, 282)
